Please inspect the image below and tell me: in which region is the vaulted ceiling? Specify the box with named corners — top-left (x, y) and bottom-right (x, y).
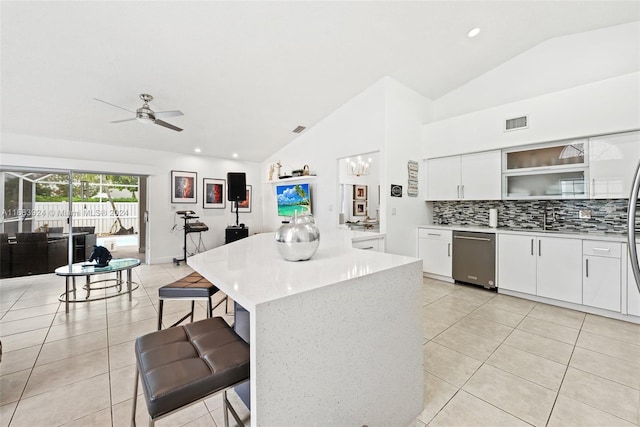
top-left (2, 1), bottom-right (638, 162)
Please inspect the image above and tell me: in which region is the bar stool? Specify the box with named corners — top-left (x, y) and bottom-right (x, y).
top-left (157, 272), bottom-right (228, 330)
top-left (131, 316), bottom-right (249, 426)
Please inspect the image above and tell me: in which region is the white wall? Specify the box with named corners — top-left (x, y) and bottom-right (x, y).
top-left (383, 78), bottom-right (432, 256)
top-left (432, 21), bottom-right (640, 121)
top-left (422, 72), bottom-right (640, 159)
top-left (261, 77), bottom-right (432, 257)
top-left (1, 133), bottom-right (263, 264)
top-left (261, 79), bottom-right (387, 233)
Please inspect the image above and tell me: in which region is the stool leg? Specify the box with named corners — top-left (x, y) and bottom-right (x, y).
top-left (223, 389), bottom-right (244, 427)
top-left (223, 390), bottom-right (229, 427)
top-left (190, 300), bottom-right (195, 322)
top-left (131, 365), bottom-right (139, 427)
top-left (207, 296), bottom-right (212, 318)
top-left (157, 300), bottom-right (164, 330)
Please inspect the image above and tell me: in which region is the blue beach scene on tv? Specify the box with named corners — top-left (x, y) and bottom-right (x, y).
top-left (276, 183), bottom-right (311, 217)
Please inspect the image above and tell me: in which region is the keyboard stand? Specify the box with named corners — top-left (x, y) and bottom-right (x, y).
top-left (172, 214), bottom-right (206, 266)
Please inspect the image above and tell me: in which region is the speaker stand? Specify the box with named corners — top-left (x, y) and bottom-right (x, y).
top-left (235, 201), bottom-right (239, 226)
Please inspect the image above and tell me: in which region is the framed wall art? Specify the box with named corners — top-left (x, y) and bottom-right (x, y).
top-left (203, 178), bottom-right (226, 209)
top-left (230, 185), bottom-right (252, 213)
top-left (171, 170), bottom-right (197, 203)
top-left (353, 184), bottom-right (367, 200)
top-left (353, 200), bottom-right (367, 216)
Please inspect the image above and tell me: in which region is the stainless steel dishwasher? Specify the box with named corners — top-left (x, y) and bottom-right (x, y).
top-left (452, 231), bottom-right (496, 289)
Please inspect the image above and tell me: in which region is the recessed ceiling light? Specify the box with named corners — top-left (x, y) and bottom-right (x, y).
top-left (194, 147), bottom-right (201, 153)
top-left (467, 27), bottom-right (480, 38)
top-left (232, 153), bottom-right (238, 158)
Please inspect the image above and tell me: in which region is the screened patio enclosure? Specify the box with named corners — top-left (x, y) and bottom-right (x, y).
top-left (1, 169), bottom-right (143, 277)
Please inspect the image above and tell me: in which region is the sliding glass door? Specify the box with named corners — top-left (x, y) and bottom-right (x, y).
top-left (1, 168), bottom-right (143, 278)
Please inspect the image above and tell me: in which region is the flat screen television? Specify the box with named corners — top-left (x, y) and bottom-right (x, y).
top-left (276, 183), bottom-right (311, 217)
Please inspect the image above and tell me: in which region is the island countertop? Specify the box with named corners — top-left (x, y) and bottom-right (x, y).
top-left (188, 230), bottom-right (414, 311)
top-left (187, 230), bottom-right (424, 426)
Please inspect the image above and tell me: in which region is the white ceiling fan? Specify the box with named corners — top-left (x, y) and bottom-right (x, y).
top-left (94, 93), bottom-right (184, 132)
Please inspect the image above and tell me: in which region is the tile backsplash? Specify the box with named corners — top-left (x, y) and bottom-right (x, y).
top-left (432, 199), bottom-right (640, 234)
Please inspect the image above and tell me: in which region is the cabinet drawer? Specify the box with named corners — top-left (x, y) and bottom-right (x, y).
top-left (418, 228), bottom-right (449, 240)
top-left (353, 238), bottom-right (381, 251)
top-left (582, 240), bottom-right (621, 258)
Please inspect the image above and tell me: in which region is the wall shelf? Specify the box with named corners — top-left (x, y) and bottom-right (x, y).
top-left (266, 175), bottom-right (317, 184)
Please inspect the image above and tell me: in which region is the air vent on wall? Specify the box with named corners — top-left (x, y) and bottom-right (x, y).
top-left (504, 115), bottom-right (528, 132)
top-left (292, 125), bottom-right (306, 133)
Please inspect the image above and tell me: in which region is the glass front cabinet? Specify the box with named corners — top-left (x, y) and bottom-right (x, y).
top-left (502, 139), bottom-right (588, 199)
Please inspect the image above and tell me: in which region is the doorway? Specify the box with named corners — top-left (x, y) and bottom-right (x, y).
top-left (0, 168), bottom-right (146, 278)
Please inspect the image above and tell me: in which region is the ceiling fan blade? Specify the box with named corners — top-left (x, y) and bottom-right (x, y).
top-left (94, 98), bottom-right (136, 114)
top-left (110, 118), bottom-right (136, 123)
top-left (154, 119), bottom-right (183, 132)
top-left (154, 110), bottom-right (184, 119)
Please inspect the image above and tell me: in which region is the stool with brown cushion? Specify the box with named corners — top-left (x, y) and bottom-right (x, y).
top-left (131, 316), bottom-right (249, 426)
top-left (157, 272), bottom-right (228, 330)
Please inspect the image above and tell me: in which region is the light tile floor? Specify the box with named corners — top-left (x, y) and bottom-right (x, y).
top-left (0, 266), bottom-right (639, 426)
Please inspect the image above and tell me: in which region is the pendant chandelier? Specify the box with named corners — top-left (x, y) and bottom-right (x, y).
top-left (346, 156), bottom-right (371, 177)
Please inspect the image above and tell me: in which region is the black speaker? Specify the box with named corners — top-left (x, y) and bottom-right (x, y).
top-left (227, 172), bottom-right (247, 201)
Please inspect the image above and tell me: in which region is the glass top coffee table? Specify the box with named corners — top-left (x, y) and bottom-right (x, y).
top-left (55, 258), bottom-right (141, 313)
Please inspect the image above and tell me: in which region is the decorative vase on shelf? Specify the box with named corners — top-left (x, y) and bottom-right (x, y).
top-left (275, 213), bottom-right (320, 261)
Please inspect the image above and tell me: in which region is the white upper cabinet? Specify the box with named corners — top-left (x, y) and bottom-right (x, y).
top-left (426, 156), bottom-right (461, 201)
top-left (589, 131), bottom-right (640, 199)
top-left (426, 150), bottom-right (501, 201)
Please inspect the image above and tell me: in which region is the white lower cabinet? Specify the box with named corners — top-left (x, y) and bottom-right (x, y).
top-left (418, 228), bottom-right (452, 278)
top-left (536, 237), bottom-right (582, 304)
top-left (498, 234), bottom-right (537, 294)
top-left (498, 234), bottom-right (582, 304)
top-left (583, 241), bottom-right (622, 312)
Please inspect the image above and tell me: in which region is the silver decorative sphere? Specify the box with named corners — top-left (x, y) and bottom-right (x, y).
top-left (275, 214), bottom-right (320, 261)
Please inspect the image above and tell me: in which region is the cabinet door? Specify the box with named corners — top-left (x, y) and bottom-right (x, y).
top-left (589, 131), bottom-right (640, 199)
top-left (418, 229), bottom-right (452, 277)
top-left (427, 157), bottom-right (460, 201)
top-left (497, 234), bottom-right (536, 294)
top-left (461, 150), bottom-right (502, 200)
top-left (536, 237), bottom-right (582, 304)
top-left (583, 256), bottom-right (621, 312)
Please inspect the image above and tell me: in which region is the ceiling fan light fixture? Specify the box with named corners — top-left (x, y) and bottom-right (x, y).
top-left (136, 115), bottom-right (153, 124)
top-left (136, 107), bottom-right (155, 123)
top-left (95, 93), bottom-right (183, 131)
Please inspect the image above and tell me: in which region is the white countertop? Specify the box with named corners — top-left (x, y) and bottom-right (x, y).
top-left (188, 230), bottom-right (413, 311)
top-left (418, 224), bottom-right (637, 243)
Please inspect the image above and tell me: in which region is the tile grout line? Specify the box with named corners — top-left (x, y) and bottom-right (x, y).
top-left (542, 311), bottom-right (585, 427)
top-left (5, 291), bottom-right (61, 427)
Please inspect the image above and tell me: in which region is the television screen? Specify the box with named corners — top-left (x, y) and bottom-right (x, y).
top-left (276, 183), bottom-right (311, 217)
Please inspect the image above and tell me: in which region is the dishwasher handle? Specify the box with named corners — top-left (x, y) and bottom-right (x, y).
top-left (454, 235), bottom-right (492, 242)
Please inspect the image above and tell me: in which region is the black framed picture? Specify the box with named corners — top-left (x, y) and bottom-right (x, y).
top-left (353, 200), bottom-right (366, 216)
top-left (203, 178), bottom-right (226, 209)
top-left (230, 185), bottom-right (252, 213)
top-left (171, 170), bottom-right (197, 203)
top-left (354, 184), bottom-right (367, 200)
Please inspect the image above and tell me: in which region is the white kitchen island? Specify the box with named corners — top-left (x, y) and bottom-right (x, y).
top-left (188, 230), bottom-right (423, 426)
